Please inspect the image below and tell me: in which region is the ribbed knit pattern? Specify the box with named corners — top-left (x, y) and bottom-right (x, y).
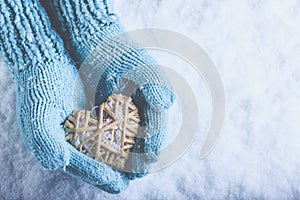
top-left (42, 0), bottom-right (175, 110)
top-left (0, 0), bottom-right (129, 193)
top-left (42, 0), bottom-right (175, 179)
top-left (0, 0), bottom-right (74, 169)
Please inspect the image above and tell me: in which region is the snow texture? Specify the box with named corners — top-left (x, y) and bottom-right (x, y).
top-left (1, 0), bottom-right (300, 199)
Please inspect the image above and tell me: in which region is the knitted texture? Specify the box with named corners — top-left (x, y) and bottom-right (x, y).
top-left (0, 0), bottom-right (129, 193)
top-left (42, 0), bottom-right (175, 179)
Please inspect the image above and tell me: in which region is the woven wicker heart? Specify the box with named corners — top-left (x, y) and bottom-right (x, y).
top-left (64, 94), bottom-right (140, 170)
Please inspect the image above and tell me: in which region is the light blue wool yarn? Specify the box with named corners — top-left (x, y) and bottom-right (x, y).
top-left (42, 0), bottom-right (175, 179)
top-left (0, 0), bottom-right (174, 193)
top-left (0, 0), bottom-right (131, 193)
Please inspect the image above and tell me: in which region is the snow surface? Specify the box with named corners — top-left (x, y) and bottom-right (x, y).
top-left (1, 0), bottom-right (300, 199)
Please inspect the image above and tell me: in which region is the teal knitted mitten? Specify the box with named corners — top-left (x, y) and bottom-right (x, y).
top-left (42, 0), bottom-right (175, 178)
top-left (0, 0), bottom-right (128, 193)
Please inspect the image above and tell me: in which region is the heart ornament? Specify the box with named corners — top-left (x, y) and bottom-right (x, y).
top-left (64, 94), bottom-right (140, 170)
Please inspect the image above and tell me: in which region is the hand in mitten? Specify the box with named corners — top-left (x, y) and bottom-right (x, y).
top-left (42, 0), bottom-right (175, 179)
top-left (0, 0), bottom-right (128, 193)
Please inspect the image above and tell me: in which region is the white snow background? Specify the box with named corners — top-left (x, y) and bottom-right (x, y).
top-left (1, 0), bottom-right (300, 199)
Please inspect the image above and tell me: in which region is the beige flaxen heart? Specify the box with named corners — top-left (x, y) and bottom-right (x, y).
top-left (64, 94), bottom-right (140, 170)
